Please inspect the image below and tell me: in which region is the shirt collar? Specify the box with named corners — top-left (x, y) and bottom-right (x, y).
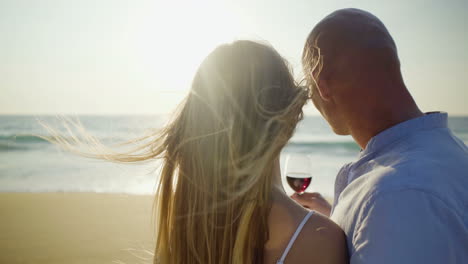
top-left (359, 112), bottom-right (448, 159)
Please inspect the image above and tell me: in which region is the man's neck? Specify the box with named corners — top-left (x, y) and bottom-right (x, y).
top-left (349, 105), bottom-right (424, 149)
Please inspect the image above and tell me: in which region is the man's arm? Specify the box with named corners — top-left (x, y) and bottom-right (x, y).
top-left (351, 189), bottom-right (464, 264)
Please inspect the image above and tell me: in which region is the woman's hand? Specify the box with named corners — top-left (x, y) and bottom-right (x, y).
top-left (291, 192), bottom-right (332, 217)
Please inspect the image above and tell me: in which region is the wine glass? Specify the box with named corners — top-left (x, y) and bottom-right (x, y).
top-left (284, 154), bottom-right (312, 194)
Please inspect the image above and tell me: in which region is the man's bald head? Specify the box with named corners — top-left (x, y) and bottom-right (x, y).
top-left (302, 9), bottom-right (422, 147)
top-left (303, 8), bottom-right (400, 82)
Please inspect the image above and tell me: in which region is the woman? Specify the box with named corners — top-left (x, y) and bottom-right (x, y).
top-left (51, 40), bottom-right (347, 263)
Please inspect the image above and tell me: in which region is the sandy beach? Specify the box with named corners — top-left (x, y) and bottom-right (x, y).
top-left (0, 193), bottom-right (155, 264)
top-left (0, 192), bottom-right (334, 264)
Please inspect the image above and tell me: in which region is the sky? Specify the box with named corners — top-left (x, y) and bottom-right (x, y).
top-left (1, 0), bottom-right (467, 115)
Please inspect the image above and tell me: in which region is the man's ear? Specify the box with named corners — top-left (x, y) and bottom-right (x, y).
top-left (316, 78), bottom-right (332, 102)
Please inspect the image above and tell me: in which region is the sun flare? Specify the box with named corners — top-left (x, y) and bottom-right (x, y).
top-left (136, 1), bottom-right (240, 93)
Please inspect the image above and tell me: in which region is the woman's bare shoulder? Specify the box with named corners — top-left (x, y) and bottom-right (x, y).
top-left (286, 211), bottom-right (349, 264)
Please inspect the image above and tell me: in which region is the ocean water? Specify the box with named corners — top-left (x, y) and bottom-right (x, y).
top-left (1, 115), bottom-right (467, 197)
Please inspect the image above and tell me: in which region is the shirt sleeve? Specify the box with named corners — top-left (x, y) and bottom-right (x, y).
top-left (350, 189), bottom-right (464, 264)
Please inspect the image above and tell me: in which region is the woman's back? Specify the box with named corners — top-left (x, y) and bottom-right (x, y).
top-left (265, 188), bottom-right (348, 264)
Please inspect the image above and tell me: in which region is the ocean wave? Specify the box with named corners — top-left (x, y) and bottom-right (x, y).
top-left (0, 133), bottom-right (361, 153)
top-left (0, 134), bottom-right (126, 145)
top-left (0, 142), bottom-right (34, 151)
top-left (0, 134), bottom-right (49, 144)
top-left (0, 134), bottom-right (52, 152)
top-left (287, 140), bottom-right (359, 150)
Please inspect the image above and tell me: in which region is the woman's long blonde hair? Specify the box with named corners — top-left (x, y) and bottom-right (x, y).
top-left (46, 40), bottom-right (308, 263)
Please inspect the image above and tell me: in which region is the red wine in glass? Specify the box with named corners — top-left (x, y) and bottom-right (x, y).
top-left (286, 173), bottom-right (312, 194)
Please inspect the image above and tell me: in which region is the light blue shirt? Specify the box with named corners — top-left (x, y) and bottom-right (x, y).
top-left (331, 112), bottom-right (468, 264)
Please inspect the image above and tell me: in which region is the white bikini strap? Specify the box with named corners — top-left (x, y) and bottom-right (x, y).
top-left (277, 210), bottom-right (314, 264)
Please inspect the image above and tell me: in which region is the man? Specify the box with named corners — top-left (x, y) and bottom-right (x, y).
top-left (292, 8), bottom-right (468, 263)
